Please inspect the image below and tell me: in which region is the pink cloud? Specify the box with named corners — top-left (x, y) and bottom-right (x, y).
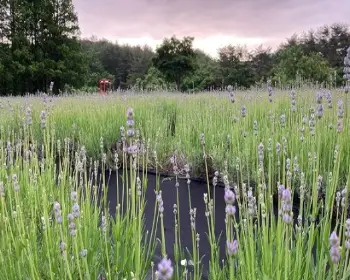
top-left (73, 0), bottom-right (350, 55)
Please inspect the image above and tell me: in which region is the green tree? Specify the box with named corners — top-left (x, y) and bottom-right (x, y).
top-left (249, 45), bottom-right (274, 83)
top-left (34, 0), bottom-right (86, 93)
top-left (0, 0), bottom-right (86, 95)
top-left (182, 50), bottom-right (221, 91)
top-left (218, 45), bottom-right (255, 89)
top-left (272, 45), bottom-right (333, 84)
top-left (152, 36), bottom-right (196, 90)
top-left (137, 66), bottom-right (168, 91)
top-left (282, 23), bottom-right (350, 86)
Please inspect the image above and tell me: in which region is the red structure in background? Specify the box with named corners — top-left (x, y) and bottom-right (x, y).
top-left (99, 79), bottom-right (112, 95)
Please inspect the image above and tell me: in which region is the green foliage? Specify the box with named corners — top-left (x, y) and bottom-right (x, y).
top-left (284, 23), bottom-right (350, 86)
top-left (272, 45), bottom-right (333, 84)
top-left (0, 0), bottom-right (86, 95)
top-left (133, 66), bottom-right (170, 91)
top-left (182, 50), bottom-right (221, 91)
top-left (81, 39), bottom-right (154, 90)
top-left (217, 45), bottom-right (256, 89)
top-left (152, 36), bottom-right (196, 90)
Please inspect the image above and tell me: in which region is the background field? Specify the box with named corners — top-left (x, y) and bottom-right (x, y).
top-left (1, 89), bottom-right (348, 190)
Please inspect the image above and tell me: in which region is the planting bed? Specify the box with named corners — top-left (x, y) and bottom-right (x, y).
top-left (0, 89), bottom-right (349, 280)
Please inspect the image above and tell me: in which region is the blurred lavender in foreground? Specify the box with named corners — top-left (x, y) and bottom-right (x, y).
top-left (329, 231), bottom-right (340, 264)
top-left (156, 257), bottom-right (173, 280)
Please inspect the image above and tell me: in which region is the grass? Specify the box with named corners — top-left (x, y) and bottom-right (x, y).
top-left (0, 88), bottom-right (349, 279)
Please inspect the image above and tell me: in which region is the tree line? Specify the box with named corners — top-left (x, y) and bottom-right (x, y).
top-left (0, 0), bottom-right (349, 95)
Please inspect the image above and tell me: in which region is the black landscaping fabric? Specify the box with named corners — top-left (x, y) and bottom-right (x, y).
top-left (102, 170), bottom-right (228, 278)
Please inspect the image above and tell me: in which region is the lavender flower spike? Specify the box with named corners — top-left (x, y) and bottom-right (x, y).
top-left (280, 188), bottom-right (293, 224)
top-left (156, 257), bottom-right (174, 280)
top-left (329, 231), bottom-right (340, 264)
top-left (224, 189), bottom-right (236, 205)
top-left (227, 240), bottom-right (238, 256)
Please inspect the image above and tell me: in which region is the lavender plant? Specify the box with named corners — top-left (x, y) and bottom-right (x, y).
top-left (0, 88), bottom-right (349, 280)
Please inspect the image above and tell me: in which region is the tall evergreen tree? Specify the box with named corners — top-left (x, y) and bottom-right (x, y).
top-left (0, 0), bottom-right (86, 95)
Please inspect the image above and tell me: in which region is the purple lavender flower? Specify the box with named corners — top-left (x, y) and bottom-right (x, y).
top-left (60, 241), bottom-right (66, 252)
top-left (316, 91), bottom-right (323, 104)
top-left (127, 129), bottom-right (135, 137)
top-left (72, 203), bottom-right (80, 218)
top-left (324, 90), bottom-right (333, 108)
top-left (241, 105), bottom-right (246, 117)
top-left (337, 100), bottom-right (344, 119)
top-left (280, 188), bottom-right (293, 224)
top-left (69, 222), bottom-right (76, 230)
top-left (224, 189), bottom-right (236, 205)
top-left (282, 214), bottom-right (292, 224)
top-left (127, 144), bottom-right (138, 155)
top-left (156, 257), bottom-right (174, 280)
top-left (278, 184), bottom-right (285, 197)
top-left (156, 191), bottom-right (164, 213)
top-left (317, 104), bottom-right (323, 119)
top-left (53, 201), bottom-right (62, 224)
top-left (126, 119), bottom-right (134, 128)
top-left (25, 106), bottom-right (32, 125)
top-left (279, 114), bottom-right (286, 127)
top-left (126, 108), bottom-right (134, 120)
top-left (247, 189), bottom-right (257, 216)
top-left (276, 142), bottom-right (281, 155)
top-left (344, 219), bottom-right (350, 250)
top-left (329, 231), bottom-right (340, 264)
top-left (68, 213), bottom-right (74, 222)
top-left (337, 119), bottom-right (343, 133)
top-left (40, 111), bottom-right (46, 129)
top-left (71, 191), bottom-right (77, 201)
top-left (227, 240), bottom-right (238, 256)
top-left (225, 205), bottom-right (236, 216)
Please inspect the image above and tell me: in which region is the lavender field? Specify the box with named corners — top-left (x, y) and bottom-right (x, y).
top-left (0, 83), bottom-right (349, 280)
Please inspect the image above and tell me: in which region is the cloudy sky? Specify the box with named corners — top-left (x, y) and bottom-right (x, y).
top-left (73, 0), bottom-right (349, 57)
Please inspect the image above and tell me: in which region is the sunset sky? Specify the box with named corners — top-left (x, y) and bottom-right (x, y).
top-left (73, 0), bottom-right (349, 57)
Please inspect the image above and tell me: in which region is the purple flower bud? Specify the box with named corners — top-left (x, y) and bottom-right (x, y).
top-left (278, 184), bottom-right (285, 197)
top-left (329, 231), bottom-right (339, 247)
top-left (282, 214), bottom-right (292, 224)
top-left (60, 241), bottom-right (66, 251)
top-left (68, 213), bottom-right (74, 222)
top-left (224, 189), bottom-right (236, 205)
top-left (282, 188), bottom-right (291, 201)
top-left (72, 203), bottom-right (80, 218)
top-left (126, 108), bottom-right (134, 120)
top-left (126, 119), bottom-right (134, 128)
top-left (280, 188), bottom-right (293, 224)
top-left (227, 240), bottom-right (238, 256)
top-left (127, 144), bottom-right (138, 155)
top-left (156, 257), bottom-right (174, 280)
top-left (337, 119), bottom-right (343, 133)
top-left (127, 129), bottom-right (135, 137)
top-left (225, 205), bottom-right (236, 216)
top-left (71, 191), bottom-right (77, 201)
